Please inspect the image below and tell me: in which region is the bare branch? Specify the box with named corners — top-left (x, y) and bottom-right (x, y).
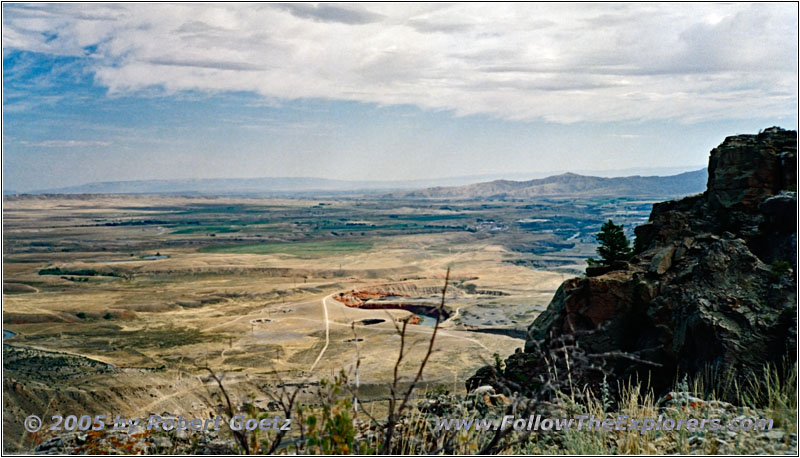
top-left (198, 366), bottom-right (249, 454)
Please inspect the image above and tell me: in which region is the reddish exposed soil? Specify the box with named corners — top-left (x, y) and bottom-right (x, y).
top-left (334, 288), bottom-right (407, 307)
top-left (334, 287), bottom-right (448, 324)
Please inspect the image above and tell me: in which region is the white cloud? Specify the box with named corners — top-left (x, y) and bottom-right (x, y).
top-left (2, 3), bottom-right (797, 123)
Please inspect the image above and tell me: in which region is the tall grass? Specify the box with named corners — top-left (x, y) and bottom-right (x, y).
top-left (207, 354), bottom-right (795, 454)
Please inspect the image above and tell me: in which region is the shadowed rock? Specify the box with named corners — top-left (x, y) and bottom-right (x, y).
top-left (487, 127), bottom-right (797, 398)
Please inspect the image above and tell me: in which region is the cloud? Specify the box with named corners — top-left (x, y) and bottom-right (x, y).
top-left (2, 3), bottom-right (796, 123)
top-left (145, 57), bottom-right (265, 71)
top-left (20, 140), bottom-right (112, 147)
top-left (272, 3), bottom-right (384, 25)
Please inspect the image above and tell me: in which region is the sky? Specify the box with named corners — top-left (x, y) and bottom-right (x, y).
top-left (2, 3), bottom-right (798, 192)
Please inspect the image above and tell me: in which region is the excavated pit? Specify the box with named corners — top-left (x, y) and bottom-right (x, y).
top-left (335, 285), bottom-right (452, 325)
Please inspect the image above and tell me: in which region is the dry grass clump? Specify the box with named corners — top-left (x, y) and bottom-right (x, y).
top-left (197, 361), bottom-right (795, 455)
top-left (523, 365), bottom-right (796, 455)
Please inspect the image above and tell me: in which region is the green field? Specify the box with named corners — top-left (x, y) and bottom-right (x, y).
top-left (200, 240), bottom-right (373, 257)
top-left (171, 225), bottom-right (242, 234)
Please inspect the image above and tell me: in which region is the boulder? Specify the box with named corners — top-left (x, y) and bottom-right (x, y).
top-left (707, 127), bottom-right (796, 211)
top-left (649, 245), bottom-right (675, 274)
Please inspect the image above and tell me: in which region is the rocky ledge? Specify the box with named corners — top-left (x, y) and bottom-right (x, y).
top-left (476, 127), bottom-right (797, 398)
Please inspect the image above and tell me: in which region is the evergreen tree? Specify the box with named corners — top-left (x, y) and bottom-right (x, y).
top-left (587, 219), bottom-right (633, 266)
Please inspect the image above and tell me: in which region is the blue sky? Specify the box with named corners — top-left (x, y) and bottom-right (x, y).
top-left (3, 3), bottom-right (797, 192)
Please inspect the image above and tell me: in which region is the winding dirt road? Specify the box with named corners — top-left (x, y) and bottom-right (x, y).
top-left (309, 294), bottom-right (334, 371)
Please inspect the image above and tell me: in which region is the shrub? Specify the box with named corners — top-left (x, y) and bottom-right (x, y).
top-left (587, 219), bottom-right (633, 266)
top-left (771, 260), bottom-right (792, 281)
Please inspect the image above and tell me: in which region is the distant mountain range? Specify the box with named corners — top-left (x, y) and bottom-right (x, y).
top-left (13, 167), bottom-right (707, 199)
top-left (397, 169), bottom-right (708, 200)
top-left (30, 177), bottom-right (389, 195)
top-left (24, 176), bottom-right (491, 195)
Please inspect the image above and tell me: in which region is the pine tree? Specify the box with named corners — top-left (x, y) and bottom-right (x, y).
top-left (587, 219), bottom-right (633, 266)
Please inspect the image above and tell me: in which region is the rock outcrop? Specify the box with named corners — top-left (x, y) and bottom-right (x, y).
top-left (486, 127), bottom-right (797, 398)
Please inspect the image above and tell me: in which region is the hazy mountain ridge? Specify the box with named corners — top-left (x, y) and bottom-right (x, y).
top-left (400, 169), bottom-right (708, 199)
top-left (8, 168), bottom-right (710, 200)
top-left (31, 177), bottom-right (362, 194)
top-left (18, 176), bottom-right (520, 195)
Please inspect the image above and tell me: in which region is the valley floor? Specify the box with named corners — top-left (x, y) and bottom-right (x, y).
top-left (2, 193), bottom-right (653, 452)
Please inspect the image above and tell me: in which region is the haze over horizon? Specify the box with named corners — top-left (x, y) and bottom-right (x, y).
top-left (3, 3), bottom-right (797, 192)
top-left (18, 164), bottom-right (709, 195)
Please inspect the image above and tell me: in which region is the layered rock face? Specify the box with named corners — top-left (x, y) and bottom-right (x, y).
top-left (493, 128), bottom-right (797, 397)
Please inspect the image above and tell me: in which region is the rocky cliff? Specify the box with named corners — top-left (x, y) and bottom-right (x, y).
top-left (479, 127), bottom-right (797, 398)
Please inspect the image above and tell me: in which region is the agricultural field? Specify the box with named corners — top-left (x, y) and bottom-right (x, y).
top-left (2, 193), bottom-right (655, 451)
